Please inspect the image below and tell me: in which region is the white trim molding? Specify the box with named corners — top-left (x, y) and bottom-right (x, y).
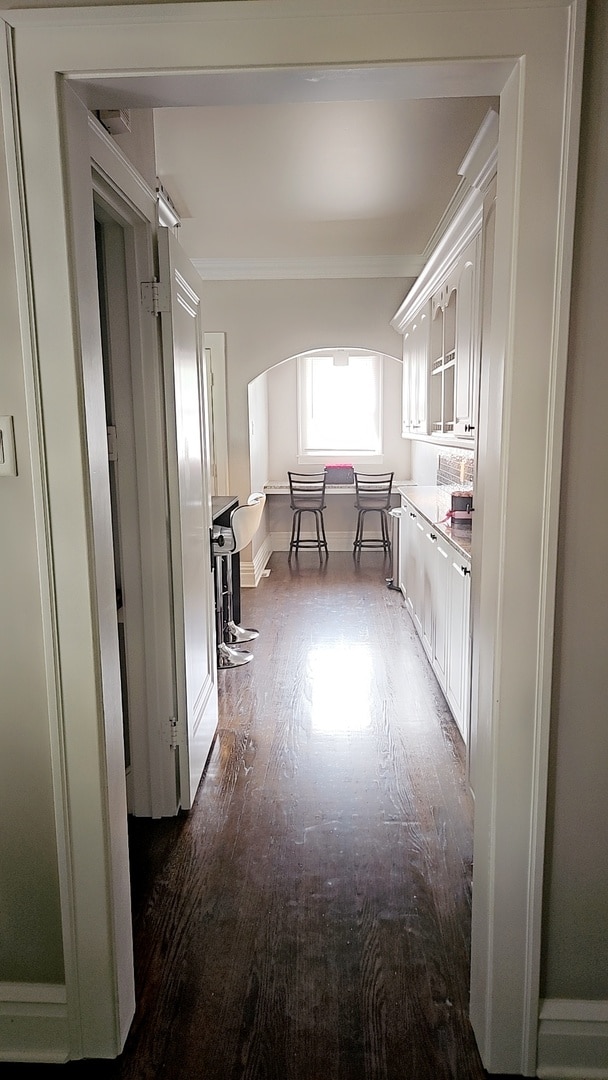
top-left (240, 532), bottom-right (273, 587)
top-left (0, 984), bottom-right (68, 1063)
top-left (191, 254), bottom-right (425, 281)
top-left (537, 999), bottom-right (608, 1079)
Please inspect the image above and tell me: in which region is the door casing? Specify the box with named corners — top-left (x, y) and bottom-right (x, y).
top-left (91, 122), bottom-right (183, 821)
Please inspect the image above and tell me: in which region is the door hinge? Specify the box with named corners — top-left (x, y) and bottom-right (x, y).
top-left (107, 425), bottom-right (118, 462)
top-left (168, 715), bottom-right (179, 750)
top-left (141, 280), bottom-right (171, 316)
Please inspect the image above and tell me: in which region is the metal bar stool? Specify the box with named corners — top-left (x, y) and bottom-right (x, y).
top-left (287, 471), bottom-right (328, 557)
top-left (211, 492), bottom-right (266, 668)
top-left (353, 471), bottom-right (394, 553)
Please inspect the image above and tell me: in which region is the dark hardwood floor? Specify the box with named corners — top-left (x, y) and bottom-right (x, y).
top-left (15, 551), bottom-right (492, 1079)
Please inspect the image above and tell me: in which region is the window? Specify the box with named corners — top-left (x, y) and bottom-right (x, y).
top-left (297, 350), bottom-right (383, 462)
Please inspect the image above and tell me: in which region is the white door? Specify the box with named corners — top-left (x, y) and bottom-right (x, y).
top-left (158, 228), bottom-right (218, 809)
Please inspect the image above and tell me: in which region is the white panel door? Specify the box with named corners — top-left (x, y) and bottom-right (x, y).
top-left (159, 228), bottom-right (218, 809)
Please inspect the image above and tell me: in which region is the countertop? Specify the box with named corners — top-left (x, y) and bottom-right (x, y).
top-left (211, 495), bottom-right (238, 521)
top-left (396, 485), bottom-right (473, 560)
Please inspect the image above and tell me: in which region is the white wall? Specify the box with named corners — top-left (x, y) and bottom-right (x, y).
top-left (0, 79), bottom-right (64, 984)
top-left (410, 440), bottom-right (445, 486)
top-left (247, 369), bottom-right (269, 559)
top-left (247, 369), bottom-right (269, 496)
top-left (542, 0), bottom-right (608, 1002)
top-left (203, 276), bottom-right (411, 517)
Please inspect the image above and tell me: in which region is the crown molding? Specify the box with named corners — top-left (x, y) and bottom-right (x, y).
top-left (391, 183), bottom-right (483, 331)
top-left (191, 254), bottom-right (425, 280)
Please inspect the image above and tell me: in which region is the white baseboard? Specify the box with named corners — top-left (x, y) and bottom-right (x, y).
top-left (537, 999), bottom-right (608, 1079)
top-left (240, 533), bottom-right (273, 587)
top-left (0, 983), bottom-right (69, 1062)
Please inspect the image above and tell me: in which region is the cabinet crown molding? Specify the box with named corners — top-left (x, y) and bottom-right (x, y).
top-left (391, 108), bottom-right (498, 333)
top-left (458, 107), bottom-right (499, 194)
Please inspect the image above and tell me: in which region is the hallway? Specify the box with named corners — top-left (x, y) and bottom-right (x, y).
top-left (21, 551), bottom-right (487, 1079)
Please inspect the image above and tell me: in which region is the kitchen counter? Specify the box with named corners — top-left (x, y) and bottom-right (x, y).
top-left (397, 485), bottom-right (473, 559)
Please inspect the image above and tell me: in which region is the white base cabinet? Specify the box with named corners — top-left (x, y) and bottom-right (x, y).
top-left (398, 495), bottom-right (471, 744)
top-left (445, 553), bottom-right (471, 743)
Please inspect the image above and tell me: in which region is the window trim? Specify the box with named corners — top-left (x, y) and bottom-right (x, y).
top-left (296, 350), bottom-right (384, 465)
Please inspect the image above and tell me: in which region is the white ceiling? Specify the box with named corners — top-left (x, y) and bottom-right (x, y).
top-left (80, 63), bottom-right (498, 277)
top-left (153, 96), bottom-right (495, 269)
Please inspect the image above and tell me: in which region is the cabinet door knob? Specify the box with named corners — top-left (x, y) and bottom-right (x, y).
top-left (464, 423), bottom-right (476, 433)
top-left (430, 532), bottom-right (437, 541)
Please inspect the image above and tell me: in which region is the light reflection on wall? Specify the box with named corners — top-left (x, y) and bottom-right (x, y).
top-left (307, 643), bottom-right (373, 734)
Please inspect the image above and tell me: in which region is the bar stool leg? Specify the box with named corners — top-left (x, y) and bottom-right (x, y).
top-left (224, 553), bottom-right (260, 644)
top-left (215, 553), bottom-right (253, 669)
top-left (289, 510), bottom-right (298, 556)
top-left (318, 510), bottom-right (329, 555)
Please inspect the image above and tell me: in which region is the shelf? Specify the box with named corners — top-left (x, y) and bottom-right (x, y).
top-left (431, 358), bottom-right (455, 375)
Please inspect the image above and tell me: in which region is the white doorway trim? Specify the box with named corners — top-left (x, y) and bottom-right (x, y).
top-left (89, 115), bottom-right (182, 820)
top-left (0, 2), bottom-right (586, 1071)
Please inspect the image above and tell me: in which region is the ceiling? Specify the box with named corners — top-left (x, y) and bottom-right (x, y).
top-left (153, 96), bottom-right (495, 273)
top-left (82, 64), bottom-right (498, 279)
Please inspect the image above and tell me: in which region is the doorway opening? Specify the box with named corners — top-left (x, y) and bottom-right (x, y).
top-left (74, 66), bottom-right (503, 1055)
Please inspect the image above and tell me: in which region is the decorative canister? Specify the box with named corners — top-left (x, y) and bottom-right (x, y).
top-left (450, 490), bottom-right (474, 525)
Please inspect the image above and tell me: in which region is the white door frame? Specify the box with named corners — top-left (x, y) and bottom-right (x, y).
top-left (0, 2), bottom-right (586, 1071)
top-left (89, 117), bottom-right (182, 819)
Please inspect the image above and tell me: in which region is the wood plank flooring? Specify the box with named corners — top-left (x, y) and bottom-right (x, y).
top-left (14, 551), bottom-right (491, 1079)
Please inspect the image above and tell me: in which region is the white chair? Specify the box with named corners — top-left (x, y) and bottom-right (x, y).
top-left (212, 492), bottom-right (266, 669)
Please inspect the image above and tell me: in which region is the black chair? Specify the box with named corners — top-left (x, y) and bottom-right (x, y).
top-left (287, 471), bottom-right (328, 557)
top-left (353, 471), bottom-right (394, 553)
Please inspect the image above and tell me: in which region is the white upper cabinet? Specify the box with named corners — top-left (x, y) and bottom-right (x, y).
top-left (453, 234), bottom-right (481, 437)
top-left (399, 229), bottom-right (482, 443)
top-left (401, 302), bottom-right (430, 436)
top-left (392, 108), bottom-right (498, 446)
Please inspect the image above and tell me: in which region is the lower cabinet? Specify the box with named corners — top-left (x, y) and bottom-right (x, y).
top-left (399, 496), bottom-right (471, 744)
top-left (400, 504), bottom-right (424, 637)
top-left (445, 553), bottom-right (471, 743)
top-left (432, 536), bottom-right (450, 689)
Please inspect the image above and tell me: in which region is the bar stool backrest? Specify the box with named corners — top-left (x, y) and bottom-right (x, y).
top-left (288, 471), bottom-right (327, 510)
top-left (354, 471), bottom-right (394, 509)
top-left (230, 492), bottom-right (266, 553)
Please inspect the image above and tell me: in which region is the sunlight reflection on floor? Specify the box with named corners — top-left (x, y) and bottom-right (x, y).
top-left (307, 642), bottom-right (374, 734)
